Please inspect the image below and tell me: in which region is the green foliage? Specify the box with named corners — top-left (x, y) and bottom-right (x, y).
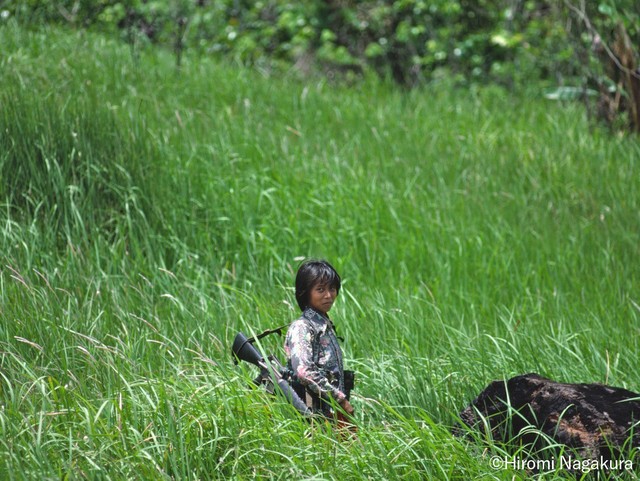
top-left (596, 0), bottom-right (640, 36)
top-left (3, 0), bottom-right (639, 96)
top-left (1, 22), bottom-right (640, 479)
top-left (0, 85), bottom-right (151, 249)
top-left (0, 0), bottom-right (567, 86)
top-left (559, 1), bottom-right (640, 132)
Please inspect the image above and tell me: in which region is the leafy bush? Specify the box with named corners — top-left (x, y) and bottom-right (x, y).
top-left (2, 1), bottom-right (639, 130)
top-left (0, 0), bottom-right (559, 83)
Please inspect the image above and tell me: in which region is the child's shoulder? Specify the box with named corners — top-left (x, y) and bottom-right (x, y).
top-left (289, 314), bottom-right (318, 334)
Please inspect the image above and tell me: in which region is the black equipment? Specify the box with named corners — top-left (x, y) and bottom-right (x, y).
top-left (231, 332), bottom-right (312, 416)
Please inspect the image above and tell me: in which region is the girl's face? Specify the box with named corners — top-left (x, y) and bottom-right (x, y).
top-left (308, 282), bottom-right (337, 315)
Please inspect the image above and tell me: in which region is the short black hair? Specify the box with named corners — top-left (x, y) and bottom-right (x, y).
top-left (295, 259), bottom-right (341, 311)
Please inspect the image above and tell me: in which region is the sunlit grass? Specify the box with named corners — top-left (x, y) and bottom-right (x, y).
top-left (1, 20), bottom-right (639, 479)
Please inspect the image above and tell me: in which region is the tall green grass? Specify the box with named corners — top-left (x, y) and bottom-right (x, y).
top-left (1, 20), bottom-right (639, 480)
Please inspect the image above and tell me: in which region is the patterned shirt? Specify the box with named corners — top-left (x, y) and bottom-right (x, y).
top-left (284, 307), bottom-right (346, 405)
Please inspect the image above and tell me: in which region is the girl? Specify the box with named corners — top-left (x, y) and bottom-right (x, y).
top-left (284, 259), bottom-right (354, 417)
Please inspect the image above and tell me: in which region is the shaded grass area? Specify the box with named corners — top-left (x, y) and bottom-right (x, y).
top-left (1, 21), bottom-right (639, 479)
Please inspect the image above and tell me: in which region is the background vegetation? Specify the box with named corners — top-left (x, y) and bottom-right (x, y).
top-left (4, 0), bottom-right (640, 131)
top-left (1, 6), bottom-right (639, 481)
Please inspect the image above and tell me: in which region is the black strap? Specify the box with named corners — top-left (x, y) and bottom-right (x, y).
top-left (246, 324), bottom-right (289, 344)
top-left (328, 320), bottom-right (345, 342)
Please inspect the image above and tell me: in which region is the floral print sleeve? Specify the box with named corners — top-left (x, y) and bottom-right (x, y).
top-left (284, 309), bottom-right (346, 404)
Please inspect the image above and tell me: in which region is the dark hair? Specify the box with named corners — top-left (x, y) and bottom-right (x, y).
top-left (295, 259), bottom-right (341, 311)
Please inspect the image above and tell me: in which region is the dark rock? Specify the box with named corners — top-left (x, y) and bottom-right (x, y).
top-left (457, 373), bottom-right (640, 462)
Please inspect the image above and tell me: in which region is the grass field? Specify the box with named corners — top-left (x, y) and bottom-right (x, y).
top-left (1, 20), bottom-right (639, 480)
